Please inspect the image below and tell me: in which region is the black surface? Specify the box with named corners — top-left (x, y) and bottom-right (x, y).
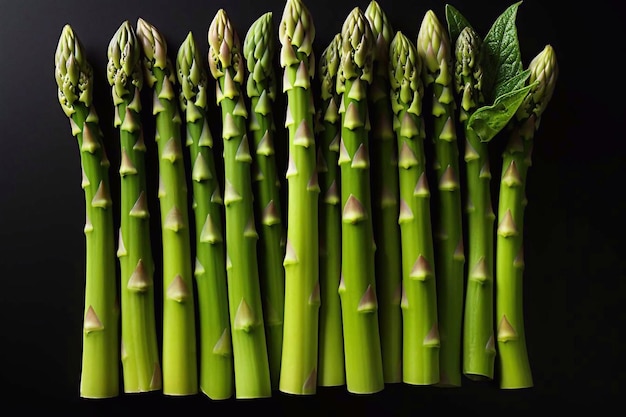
top-left (1, 0), bottom-right (623, 414)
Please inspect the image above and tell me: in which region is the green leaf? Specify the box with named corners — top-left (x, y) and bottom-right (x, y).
top-left (480, 1), bottom-right (523, 103)
top-left (445, 4), bottom-right (473, 48)
top-left (497, 69), bottom-right (530, 99)
top-left (467, 84), bottom-right (532, 142)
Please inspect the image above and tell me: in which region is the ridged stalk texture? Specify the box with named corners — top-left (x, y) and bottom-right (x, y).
top-left (243, 13), bottom-right (285, 391)
top-left (389, 31), bottom-right (440, 386)
top-left (364, 0), bottom-right (403, 384)
top-left (107, 20), bottom-right (161, 394)
top-left (496, 45), bottom-right (557, 389)
top-left (417, 10), bottom-right (464, 387)
top-left (55, 25), bottom-right (119, 399)
top-left (176, 32), bottom-right (234, 400)
top-left (336, 7), bottom-right (384, 394)
top-left (454, 26), bottom-right (496, 380)
top-left (316, 33), bottom-right (345, 387)
top-left (208, 10), bottom-right (271, 399)
top-left (137, 18), bottom-right (198, 395)
top-left (278, 0), bottom-right (321, 395)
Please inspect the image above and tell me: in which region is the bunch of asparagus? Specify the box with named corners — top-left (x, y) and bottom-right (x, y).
top-left (54, 0), bottom-right (557, 399)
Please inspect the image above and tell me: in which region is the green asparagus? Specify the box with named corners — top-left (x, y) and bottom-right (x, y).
top-left (447, 2), bottom-right (532, 380)
top-left (364, 0), bottom-right (403, 384)
top-left (316, 33), bottom-right (345, 388)
top-left (336, 7), bottom-right (384, 394)
top-left (55, 24), bottom-right (119, 398)
top-left (107, 20), bottom-right (161, 394)
top-left (417, 9), bottom-right (464, 387)
top-left (137, 18), bottom-right (198, 395)
top-left (243, 12), bottom-right (286, 391)
top-left (455, 23), bottom-right (495, 381)
top-left (278, 0), bottom-right (321, 395)
top-left (208, 9), bottom-right (272, 399)
top-left (176, 31), bottom-right (234, 400)
top-left (496, 44), bottom-right (558, 389)
top-left (389, 31), bottom-right (440, 386)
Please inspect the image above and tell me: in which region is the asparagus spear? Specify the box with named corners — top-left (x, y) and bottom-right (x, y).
top-left (453, 24), bottom-right (496, 381)
top-left (278, 0), bottom-right (320, 395)
top-left (107, 20), bottom-right (160, 394)
top-left (316, 33), bottom-right (345, 388)
top-left (55, 24), bottom-right (119, 398)
top-left (416, 10), bottom-right (464, 387)
top-left (336, 7), bottom-right (384, 394)
top-left (243, 13), bottom-right (285, 391)
top-left (364, 0), bottom-right (403, 384)
top-left (176, 31), bottom-right (234, 400)
top-left (136, 18), bottom-right (198, 396)
top-left (496, 45), bottom-right (558, 389)
top-left (208, 9), bottom-right (272, 399)
top-left (389, 31), bottom-right (440, 386)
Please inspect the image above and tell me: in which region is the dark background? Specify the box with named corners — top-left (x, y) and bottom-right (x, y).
top-left (1, 0), bottom-right (623, 415)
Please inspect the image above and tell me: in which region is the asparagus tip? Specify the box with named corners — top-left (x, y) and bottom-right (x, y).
top-left (516, 44), bottom-right (559, 125)
top-left (389, 31), bottom-right (423, 116)
top-left (279, 0), bottom-right (315, 56)
top-left (338, 6), bottom-right (375, 86)
top-left (176, 29), bottom-right (209, 110)
top-left (319, 33), bottom-right (341, 100)
top-left (55, 24), bottom-right (93, 116)
top-left (243, 10), bottom-right (276, 99)
top-left (135, 17), bottom-right (169, 71)
top-left (107, 20), bottom-right (143, 100)
top-left (208, 8), bottom-right (244, 82)
top-left (364, 0), bottom-right (393, 47)
top-left (454, 25), bottom-right (483, 112)
top-left (417, 9), bottom-right (452, 83)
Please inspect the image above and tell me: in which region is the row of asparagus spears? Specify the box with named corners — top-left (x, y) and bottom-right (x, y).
top-left (54, 0), bottom-right (558, 400)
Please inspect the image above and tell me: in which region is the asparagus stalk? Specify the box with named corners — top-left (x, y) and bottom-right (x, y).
top-left (316, 33), bottom-right (345, 387)
top-left (176, 31), bottom-right (234, 400)
top-left (107, 20), bottom-right (160, 394)
top-left (208, 10), bottom-right (272, 399)
top-left (416, 10), bottom-right (464, 387)
top-left (336, 7), bottom-right (384, 394)
top-left (55, 25), bottom-right (119, 398)
top-left (496, 45), bottom-right (558, 389)
top-left (454, 26), bottom-right (496, 381)
top-left (277, 0), bottom-right (320, 395)
top-left (243, 13), bottom-right (285, 391)
top-left (447, 2), bottom-right (532, 381)
top-left (389, 31), bottom-right (440, 386)
top-left (136, 18), bottom-right (198, 396)
top-left (364, 0), bottom-right (403, 384)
